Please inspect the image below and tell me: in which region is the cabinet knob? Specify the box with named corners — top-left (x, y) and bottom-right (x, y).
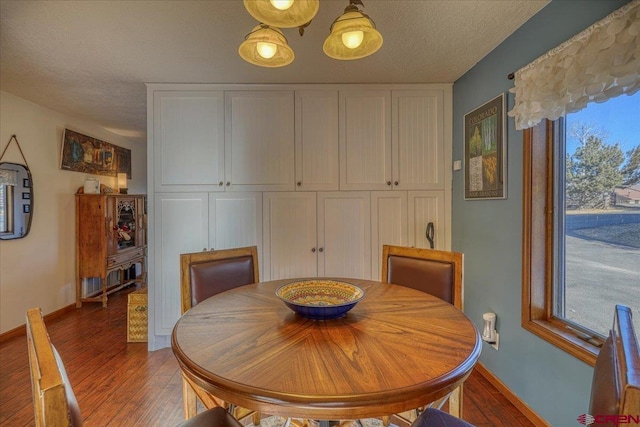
top-left (311, 248), bottom-right (316, 253)
top-left (297, 182), bottom-right (302, 187)
top-left (394, 181), bottom-right (399, 186)
top-left (226, 182), bottom-right (231, 186)
top-left (387, 181), bottom-right (392, 186)
top-left (318, 247), bottom-right (324, 253)
top-left (219, 182), bottom-right (224, 186)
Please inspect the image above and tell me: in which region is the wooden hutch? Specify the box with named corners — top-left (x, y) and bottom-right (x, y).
top-left (76, 194), bottom-right (146, 307)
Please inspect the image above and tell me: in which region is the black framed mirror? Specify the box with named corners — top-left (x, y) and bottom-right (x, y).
top-left (0, 162), bottom-right (33, 239)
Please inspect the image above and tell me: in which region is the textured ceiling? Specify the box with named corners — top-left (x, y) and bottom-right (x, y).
top-left (0, 1), bottom-right (549, 140)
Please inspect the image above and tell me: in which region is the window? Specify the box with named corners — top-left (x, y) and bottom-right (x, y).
top-left (0, 184), bottom-right (13, 234)
top-left (523, 93), bottom-right (640, 365)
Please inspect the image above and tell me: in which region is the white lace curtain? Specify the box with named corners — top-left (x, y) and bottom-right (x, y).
top-left (508, 0), bottom-right (640, 130)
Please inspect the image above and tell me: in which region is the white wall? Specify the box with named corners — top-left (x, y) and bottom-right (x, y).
top-left (0, 91), bottom-right (146, 333)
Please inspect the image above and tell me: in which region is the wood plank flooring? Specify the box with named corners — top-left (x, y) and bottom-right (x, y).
top-left (0, 287), bottom-right (534, 427)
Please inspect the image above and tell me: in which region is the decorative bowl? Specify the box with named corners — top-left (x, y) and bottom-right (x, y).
top-left (275, 280), bottom-right (365, 320)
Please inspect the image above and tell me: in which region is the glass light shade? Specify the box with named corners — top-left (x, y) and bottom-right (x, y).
top-left (239, 25), bottom-right (295, 67)
top-left (0, 169), bottom-right (17, 186)
top-left (244, 0), bottom-right (319, 28)
top-left (323, 8), bottom-right (383, 60)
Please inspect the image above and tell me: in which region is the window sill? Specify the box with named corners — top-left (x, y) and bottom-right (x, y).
top-left (523, 318), bottom-right (598, 366)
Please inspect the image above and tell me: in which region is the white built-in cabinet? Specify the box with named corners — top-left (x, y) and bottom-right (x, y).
top-left (153, 192), bottom-right (262, 336)
top-left (147, 84), bottom-right (452, 349)
top-left (295, 91), bottom-right (339, 191)
top-left (225, 91), bottom-right (295, 191)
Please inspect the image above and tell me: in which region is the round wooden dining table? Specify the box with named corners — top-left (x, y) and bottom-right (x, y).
top-left (171, 278), bottom-right (481, 421)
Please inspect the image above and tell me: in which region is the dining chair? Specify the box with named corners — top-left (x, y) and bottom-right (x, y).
top-left (25, 307), bottom-right (244, 427)
top-left (381, 245), bottom-right (464, 422)
top-left (179, 246), bottom-right (261, 424)
top-left (180, 246), bottom-right (259, 314)
top-left (589, 304), bottom-right (640, 423)
top-left (411, 408), bottom-right (475, 427)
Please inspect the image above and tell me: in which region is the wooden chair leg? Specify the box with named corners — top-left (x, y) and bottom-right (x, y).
top-left (448, 384), bottom-right (463, 418)
top-left (182, 375), bottom-right (198, 420)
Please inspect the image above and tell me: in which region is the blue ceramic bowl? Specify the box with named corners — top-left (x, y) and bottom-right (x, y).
top-left (276, 280), bottom-right (365, 320)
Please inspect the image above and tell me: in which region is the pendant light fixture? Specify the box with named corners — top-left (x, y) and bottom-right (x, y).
top-left (243, 0), bottom-right (319, 28)
top-left (323, 0), bottom-right (383, 60)
top-left (239, 24), bottom-right (295, 67)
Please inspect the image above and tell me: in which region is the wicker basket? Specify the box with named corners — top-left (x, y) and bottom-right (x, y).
top-left (127, 288), bottom-right (148, 342)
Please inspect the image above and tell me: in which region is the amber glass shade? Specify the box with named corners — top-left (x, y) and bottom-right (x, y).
top-left (323, 7), bottom-right (383, 60)
top-left (239, 25), bottom-right (295, 67)
top-left (243, 0), bottom-right (319, 28)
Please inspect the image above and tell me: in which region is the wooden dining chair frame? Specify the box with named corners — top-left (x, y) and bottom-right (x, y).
top-left (381, 245), bottom-right (465, 422)
top-left (179, 246), bottom-right (260, 424)
top-left (589, 304), bottom-right (640, 419)
top-left (180, 246), bottom-right (259, 314)
top-left (26, 307), bottom-right (81, 427)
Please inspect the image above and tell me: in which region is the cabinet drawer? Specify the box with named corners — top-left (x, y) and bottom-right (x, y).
top-left (108, 247), bottom-right (144, 268)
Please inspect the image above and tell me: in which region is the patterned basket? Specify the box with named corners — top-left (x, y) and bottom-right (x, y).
top-left (127, 288), bottom-right (148, 342)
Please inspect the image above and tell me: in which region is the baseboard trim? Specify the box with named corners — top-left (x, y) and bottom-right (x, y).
top-left (475, 362), bottom-right (550, 427)
top-left (0, 304), bottom-right (76, 343)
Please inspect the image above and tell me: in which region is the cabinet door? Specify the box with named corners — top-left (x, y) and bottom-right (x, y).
top-left (154, 193), bottom-right (208, 335)
top-left (408, 191), bottom-right (447, 250)
top-left (339, 91), bottom-right (391, 190)
top-left (392, 90), bottom-right (445, 190)
top-left (153, 91), bottom-right (225, 192)
top-left (208, 192), bottom-right (263, 272)
top-left (318, 192), bottom-right (371, 279)
top-left (295, 91), bottom-right (339, 191)
top-left (371, 191), bottom-right (408, 280)
top-left (225, 91), bottom-right (295, 191)
top-left (262, 192), bottom-right (317, 281)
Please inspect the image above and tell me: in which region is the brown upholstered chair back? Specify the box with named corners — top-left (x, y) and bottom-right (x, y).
top-left (180, 246), bottom-right (259, 314)
top-left (589, 305), bottom-right (640, 423)
top-left (26, 308), bottom-right (83, 427)
top-left (381, 245), bottom-right (463, 309)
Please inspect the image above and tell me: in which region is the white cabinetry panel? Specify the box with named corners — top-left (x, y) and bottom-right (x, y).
top-left (225, 91), bottom-right (295, 191)
top-left (318, 192), bottom-right (371, 279)
top-left (295, 91), bottom-right (339, 191)
top-left (263, 192), bottom-right (317, 281)
top-left (209, 192), bottom-right (262, 264)
top-left (408, 191), bottom-right (447, 250)
top-left (154, 193), bottom-right (208, 335)
top-left (339, 91), bottom-right (391, 190)
top-left (393, 90), bottom-right (444, 190)
top-left (153, 91), bottom-right (224, 192)
top-left (371, 191), bottom-right (408, 280)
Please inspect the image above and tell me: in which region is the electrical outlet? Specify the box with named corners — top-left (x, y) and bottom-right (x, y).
top-left (490, 333), bottom-right (499, 351)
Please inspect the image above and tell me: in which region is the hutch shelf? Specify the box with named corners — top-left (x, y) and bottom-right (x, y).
top-left (76, 194), bottom-right (147, 307)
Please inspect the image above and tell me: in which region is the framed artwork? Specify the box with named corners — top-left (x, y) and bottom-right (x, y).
top-left (23, 204), bottom-right (30, 213)
top-left (23, 178), bottom-right (30, 188)
top-left (60, 129), bottom-right (131, 178)
top-left (464, 93), bottom-right (506, 200)
top-left (22, 192), bottom-right (30, 200)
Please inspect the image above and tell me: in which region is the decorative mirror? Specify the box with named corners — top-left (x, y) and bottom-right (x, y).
top-left (0, 136), bottom-right (33, 240)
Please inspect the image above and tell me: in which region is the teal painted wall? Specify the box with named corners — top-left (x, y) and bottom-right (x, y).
top-left (452, 1), bottom-right (630, 425)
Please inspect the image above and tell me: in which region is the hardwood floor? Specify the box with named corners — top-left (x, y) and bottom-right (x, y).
top-left (0, 287), bottom-right (534, 427)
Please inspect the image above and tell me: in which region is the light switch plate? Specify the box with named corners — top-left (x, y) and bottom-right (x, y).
top-left (453, 160), bottom-right (462, 171)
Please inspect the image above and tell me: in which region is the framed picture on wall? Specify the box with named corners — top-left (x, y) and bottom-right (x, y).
top-left (23, 204), bottom-right (30, 213)
top-left (463, 93), bottom-right (507, 200)
top-left (23, 178), bottom-right (30, 188)
top-left (22, 192), bottom-right (30, 200)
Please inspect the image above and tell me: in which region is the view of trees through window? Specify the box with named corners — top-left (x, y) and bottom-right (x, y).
top-left (558, 92), bottom-right (640, 338)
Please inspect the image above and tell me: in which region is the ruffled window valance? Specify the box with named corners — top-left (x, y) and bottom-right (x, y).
top-left (508, 0), bottom-right (640, 130)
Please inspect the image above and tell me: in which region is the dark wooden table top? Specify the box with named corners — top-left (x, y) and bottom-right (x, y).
top-left (171, 278), bottom-right (481, 420)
